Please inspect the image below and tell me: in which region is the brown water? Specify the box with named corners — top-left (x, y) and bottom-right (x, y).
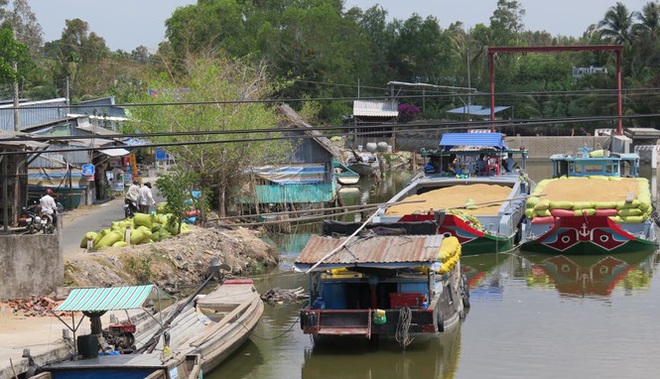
top-left (208, 163), bottom-right (660, 379)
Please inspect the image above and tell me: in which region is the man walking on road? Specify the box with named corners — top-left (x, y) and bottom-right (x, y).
top-left (139, 182), bottom-right (155, 214)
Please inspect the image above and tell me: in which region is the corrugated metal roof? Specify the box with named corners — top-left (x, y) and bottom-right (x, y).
top-left (439, 132), bottom-right (506, 149)
top-left (446, 105), bottom-right (510, 116)
top-left (294, 235), bottom-right (445, 271)
top-left (56, 285), bottom-right (157, 312)
top-left (278, 104), bottom-right (340, 158)
top-left (0, 98), bottom-right (68, 131)
top-left (0, 130), bottom-right (48, 149)
top-left (353, 100), bottom-right (399, 117)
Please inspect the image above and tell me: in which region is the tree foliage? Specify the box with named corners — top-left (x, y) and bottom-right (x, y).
top-left (128, 55), bottom-right (291, 216)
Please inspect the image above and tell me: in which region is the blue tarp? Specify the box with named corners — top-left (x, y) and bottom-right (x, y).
top-left (446, 105), bottom-right (510, 116)
top-left (439, 133), bottom-right (506, 149)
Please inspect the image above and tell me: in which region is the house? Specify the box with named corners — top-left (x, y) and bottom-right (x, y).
top-left (350, 99), bottom-right (398, 149)
top-left (238, 104), bottom-right (340, 209)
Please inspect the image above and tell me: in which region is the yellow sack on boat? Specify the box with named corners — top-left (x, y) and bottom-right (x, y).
top-left (619, 215), bottom-right (645, 224)
top-left (535, 209), bottom-right (551, 217)
top-left (525, 208), bottom-right (535, 219)
top-left (574, 209), bottom-right (596, 216)
top-left (549, 201), bottom-right (573, 210)
top-left (526, 196), bottom-right (540, 209)
top-left (572, 201), bottom-right (595, 210)
top-left (534, 199), bottom-right (550, 211)
top-left (589, 149), bottom-right (604, 158)
top-left (437, 236), bottom-right (460, 262)
top-left (594, 201), bottom-right (617, 209)
top-left (616, 199), bottom-right (640, 210)
top-left (618, 208), bottom-right (643, 217)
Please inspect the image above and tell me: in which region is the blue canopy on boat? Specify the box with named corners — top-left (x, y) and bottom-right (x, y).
top-left (439, 133), bottom-right (506, 149)
top-left (56, 285), bottom-right (159, 312)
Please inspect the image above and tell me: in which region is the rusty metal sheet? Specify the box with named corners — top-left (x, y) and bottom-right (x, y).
top-left (295, 234), bottom-right (444, 266)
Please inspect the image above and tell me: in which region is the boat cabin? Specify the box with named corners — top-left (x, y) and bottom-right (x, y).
top-left (295, 232), bottom-right (467, 344)
top-left (422, 133), bottom-right (528, 177)
top-left (550, 147), bottom-right (640, 178)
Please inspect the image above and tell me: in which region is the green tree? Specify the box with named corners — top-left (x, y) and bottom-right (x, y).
top-left (598, 2), bottom-right (634, 44)
top-left (128, 56), bottom-right (291, 216)
top-left (0, 28), bottom-right (30, 84)
top-left (489, 0), bottom-right (526, 45)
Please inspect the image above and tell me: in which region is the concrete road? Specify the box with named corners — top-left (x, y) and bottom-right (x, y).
top-left (60, 198), bottom-right (126, 255)
top-left (60, 188), bottom-right (164, 256)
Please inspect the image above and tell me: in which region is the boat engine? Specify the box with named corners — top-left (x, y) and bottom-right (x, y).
top-left (102, 322), bottom-right (136, 351)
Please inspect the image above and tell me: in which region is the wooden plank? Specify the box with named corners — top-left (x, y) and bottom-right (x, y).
top-left (625, 192), bottom-right (635, 203)
top-left (188, 295), bottom-right (257, 347)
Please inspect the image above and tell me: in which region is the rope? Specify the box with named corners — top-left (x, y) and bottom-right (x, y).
top-left (395, 306), bottom-right (414, 348)
top-left (237, 314), bottom-right (302, 341)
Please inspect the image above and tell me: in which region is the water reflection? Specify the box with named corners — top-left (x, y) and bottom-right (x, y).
top-left (301, 325), bottom-right (462, 379)
top-left (461, 253), bottom-right (516, 301)
top-left (516, 250), bottom-right (658, 298)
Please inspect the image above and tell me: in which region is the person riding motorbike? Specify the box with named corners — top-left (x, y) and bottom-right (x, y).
top-left (39, 189), bottom-right (58, 227)
top-left (125, 180), bottom-right (140, 217)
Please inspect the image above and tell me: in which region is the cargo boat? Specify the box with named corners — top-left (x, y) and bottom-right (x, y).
top-left (372, 133), bottom-right (530, 255)
top-left (295, 231), bottom-right (469, 347)
top-left (520, 148), bottom-right (656, 254)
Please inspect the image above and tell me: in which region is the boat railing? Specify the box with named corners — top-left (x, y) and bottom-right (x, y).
top-left (302, 309), bottom-right (372, 337)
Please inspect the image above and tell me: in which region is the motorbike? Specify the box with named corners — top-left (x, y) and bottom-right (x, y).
top-left (102, 320), bottom-right (137, 352)
top-left (19, 202), bottom-right (55, 234)
top-left (124, 199), bottom-right (138, 218)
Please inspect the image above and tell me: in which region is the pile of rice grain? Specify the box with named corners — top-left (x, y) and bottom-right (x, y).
top-left (385, 184), bottom-right (512, 217)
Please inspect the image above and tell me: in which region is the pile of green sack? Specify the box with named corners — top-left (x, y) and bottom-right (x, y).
top-left (80, 211), bottom-right (190, 250)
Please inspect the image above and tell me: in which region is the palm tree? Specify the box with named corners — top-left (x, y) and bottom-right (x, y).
top-left (633, 1), bottom-right (660, 36)
top-left (598, 2), bottom-right (634, 44)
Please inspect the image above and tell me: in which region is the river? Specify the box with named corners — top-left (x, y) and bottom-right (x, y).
top-left (208, 162), bottom-right (660, 379)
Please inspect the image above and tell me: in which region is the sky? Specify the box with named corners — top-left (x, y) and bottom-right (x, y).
top-left (27, 0), bottom-right (650, 52)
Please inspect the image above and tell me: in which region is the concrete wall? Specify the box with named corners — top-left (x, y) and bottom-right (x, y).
top-left (0, 231), bottom-right (62, 300)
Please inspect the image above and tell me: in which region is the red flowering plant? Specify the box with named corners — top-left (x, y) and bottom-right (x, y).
top-left (398, 103), bottom-right (420, 123)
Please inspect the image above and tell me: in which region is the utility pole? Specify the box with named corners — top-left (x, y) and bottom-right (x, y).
top-left (12, 58), bottom-right (19, 132)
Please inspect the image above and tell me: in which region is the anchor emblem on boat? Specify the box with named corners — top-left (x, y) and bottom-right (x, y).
top-left (578, 223), bottom-right (590, 237)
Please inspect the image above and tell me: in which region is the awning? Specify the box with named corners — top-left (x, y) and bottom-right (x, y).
top-left (439, 132), bottom-right (506, 149)
top-left (99, 147), bottom-right (130, 157)
top-left (56, 285), bottom-right (158, 312)
top-left (446, 105), bottom-right (510, 116)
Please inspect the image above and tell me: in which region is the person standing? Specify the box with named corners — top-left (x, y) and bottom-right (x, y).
top-left (138, 182), bottom-right (155, 214)
top-left (40, 189), bottom-right (58, 226)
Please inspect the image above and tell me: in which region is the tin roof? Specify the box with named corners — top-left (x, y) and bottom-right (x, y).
top-left (56, 285), bottom-right (158, 312)
top-left (446, 105), bottom-right (510, 116)
top-left (353, 100), bottom-right (399, 117)
top-left (294, 234), bottom-right (445, 272)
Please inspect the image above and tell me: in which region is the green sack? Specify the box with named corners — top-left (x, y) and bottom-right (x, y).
top-left (96, 231), bottom-right (124, 248)
top-left (80, 232), bottom-right (98, 248)
top-left (112, 241), bottom-right (128, 248)
top-left (133, 213), bottom-right (153, 228)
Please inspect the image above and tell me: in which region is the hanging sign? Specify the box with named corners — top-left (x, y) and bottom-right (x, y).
top-left (82, 164), bottom-right (95, 176)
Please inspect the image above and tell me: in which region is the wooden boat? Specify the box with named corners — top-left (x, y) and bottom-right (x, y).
top-left (36, 278), bottom-right (263, 378)
top-left (294, 231), bottom-right (469, 347)
top-left (346, 152), bottom-right (380, 177)
top-left (520, 148), bottom-right (657, 254)
top-left (30, 352), bottom-right (202, 379)
top-left (333, 160), bottom-right (361, 185)
top-left (371, 133), bottom-right (530, 255)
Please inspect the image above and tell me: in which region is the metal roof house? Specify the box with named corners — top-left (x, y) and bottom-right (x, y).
top-left (238, 104), bottom-right (340, 208)
top-left (350, 99), bottom-right (399, 150)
